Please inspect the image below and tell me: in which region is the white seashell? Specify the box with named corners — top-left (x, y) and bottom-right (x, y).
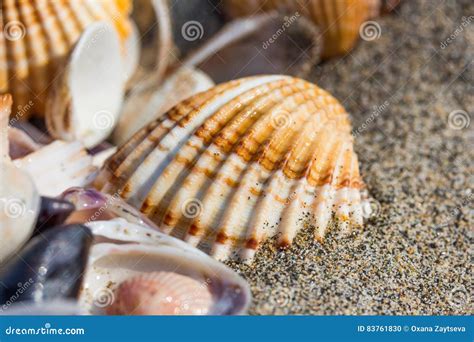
top-left (113, 66), bottom-right (214, 146)
top-left (1, 93), bottom-right (97, 197)
top-left (0, 162), bottom-right (40, 265)
top-left (45, 22), bottom-right (126, 148)
top-left (13, 141), bottom-right (97, 197)
top-left (81, 218), bottom-right (251, 315)
top-left (0, 0), bottom-right (134, 117)
top-left (96, 75), bottom-right (368, 262)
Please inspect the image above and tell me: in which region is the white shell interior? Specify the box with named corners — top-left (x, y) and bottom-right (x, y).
top-left (0, 163), bottom-right (39, 266)
top-left (80, 219), bottom-right (250, 315)
top-left (69, 22), bottom-right (125, 148)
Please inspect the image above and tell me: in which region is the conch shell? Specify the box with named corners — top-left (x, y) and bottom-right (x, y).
top-left (96, 75), bottom-right (367, 262)
top-left (0, 0), bottom-right (133, 117)
top-left (222, 0), bottom-right (382, 58)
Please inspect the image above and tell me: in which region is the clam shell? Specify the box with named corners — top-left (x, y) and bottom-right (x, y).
top-left (0, 0), bottom-right (133, 117)
top-left (81, 218), bottom-right (251, 315)
top-left (222, 0), bottom-right (380, 58)
top-left (0, 162), bottom-right (40, 265)
top-left (45, 22), bottom-right (126, 148)
top-left (96, 75), bottom-right (367, 262)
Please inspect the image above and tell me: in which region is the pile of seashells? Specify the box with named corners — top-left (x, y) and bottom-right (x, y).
top-left (0, 0), bottom-right (399, 315)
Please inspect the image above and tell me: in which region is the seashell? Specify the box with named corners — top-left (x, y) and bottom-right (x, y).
top-left (2, 94), bottom-right (97, 196)
top-left (182, 12), bottom-right (322, 82)
top-left (106, 272), bottom-right (213, 315)
top-left (80, 218), bottom-right (251, 315)
top-left (0, 95), bottom-right (12, 161)
top-left (114, 66), bottom-right (214, 146)
top-left (0, 162), bottom-right (40, 265)
top-left (61, 187), bottom-right (157, 229)
top-left (34, 197), bottom-right (75, 236)
top-left (96, 75), bottom-right (367, 262)
top-left (13, 140), bottom-right (97, 197)
top-left (0, 0), bottom-right (134, 118)
top-left (221, 0), bottom-right (381, 58)
top-left (45, 22), bottom-right (126, 148)
top-left (0, 224), bottom-right (93, 305)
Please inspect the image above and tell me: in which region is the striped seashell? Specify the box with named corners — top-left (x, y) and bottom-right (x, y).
top-left (96, 75), bottom-right (367, 262)
top-left (222, 0), bottom-right (381, 58)
top-left (107, 272), bottom-right (213, 315)
top-left (0, 0), bottom-right (133, 117)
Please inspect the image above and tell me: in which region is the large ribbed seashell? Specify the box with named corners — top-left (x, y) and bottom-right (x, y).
top-left (96, 75), bottom-right (367, 262)
top-left (222, 0), bottom-right (381, 58)
top-left (0, 0), bottom-right (133, 117)
top-left (107, 272), bottom-right (213, 315)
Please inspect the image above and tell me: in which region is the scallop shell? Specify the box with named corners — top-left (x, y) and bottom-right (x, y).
top-left (45, 22), bottom-right (126, 148)
top-left (0, 0), bottom-right (133, 117)
top-left (222, 0), bottom-right (380, 58)
top-left (0, 162), bottom-right (40, 265)
top-left (81, 218), bottom-right (251, 315)
top-left (107, 272), bottom-right (213, 315)
top-left (96, 75), bottom-right (367, 262)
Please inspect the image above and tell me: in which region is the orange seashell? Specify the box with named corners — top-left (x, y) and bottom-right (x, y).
top-left (222, 0), bottom-right (381, 58)
top-left (96, 75), bottom-right (368, 262)
top-left (107, 272), bottom-right (213, 315)
top-left (0, 0), bottom-right (133, 118)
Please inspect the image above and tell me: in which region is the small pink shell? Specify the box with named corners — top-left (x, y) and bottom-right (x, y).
top-left (107, 272), bottom-right (213, 315)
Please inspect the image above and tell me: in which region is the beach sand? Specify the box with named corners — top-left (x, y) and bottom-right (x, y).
top-left (228, 0), bottom-right (473, 315)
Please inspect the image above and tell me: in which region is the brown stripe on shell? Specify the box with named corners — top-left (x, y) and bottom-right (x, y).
top-left (98, 76), bottom-right (367, 261)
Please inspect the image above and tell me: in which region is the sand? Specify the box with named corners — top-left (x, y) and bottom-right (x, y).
top-left (228, 0), bottom-right (473, 315)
